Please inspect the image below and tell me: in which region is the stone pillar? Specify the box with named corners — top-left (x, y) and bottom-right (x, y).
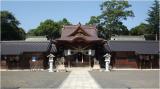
top-left (89, 56), bottom-right (91, 67)
top-left (82, 54), bottom-right (83, 63)
top-left (49, 59), bottom-right (53, 72)
top-left (104, 53), bottom-right (111, 71)
top-left (47, 54), bottom-right (55, 72)
top-left (139, 55), bottom-right (143, 69)
top-left (67, 49), bottom-right (71, 68)
top-left (88, 49), bottom-right (92, 70)
top-left (150, 55), bottom-right (154, 69)
top-left (76, 57), bottom-right (78, 64)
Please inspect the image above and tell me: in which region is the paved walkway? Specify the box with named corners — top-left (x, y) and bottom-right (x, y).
top-left (59, 67), bottom-right (102, 89)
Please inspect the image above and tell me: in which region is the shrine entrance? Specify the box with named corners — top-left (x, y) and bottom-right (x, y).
top-left (54, 24), bottom-right (106, 68)
top-left (64, 49), bottom-right (93, 67)
top-left (71, 52), bottom-right (89, 67)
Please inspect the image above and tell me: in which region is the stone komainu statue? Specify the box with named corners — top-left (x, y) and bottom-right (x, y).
top-left (55, 57), bottom-right (66, 72)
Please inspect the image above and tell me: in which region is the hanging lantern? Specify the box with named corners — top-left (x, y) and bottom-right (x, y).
top-left (88, 49), bottom-right (92, 55)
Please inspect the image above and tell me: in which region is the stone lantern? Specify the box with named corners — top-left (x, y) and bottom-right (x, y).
top-left (104, 53), bottom-right (111, 71)
top-left (47, 53), bottom-right (55, 72)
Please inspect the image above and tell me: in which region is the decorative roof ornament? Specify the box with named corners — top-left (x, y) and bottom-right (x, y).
top-left (78, 22), bottom-right (81, 26)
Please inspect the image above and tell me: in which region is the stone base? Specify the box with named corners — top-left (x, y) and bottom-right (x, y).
top-left (56, 64), bottom-right (66, 72)
top-left (93, 64), bottom-right (100, 70)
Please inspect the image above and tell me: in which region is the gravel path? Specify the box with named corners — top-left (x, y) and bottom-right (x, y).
top-left (90, 70), bottom-right (159, 88)
top-left (1, 71), bottom-right (70, 89)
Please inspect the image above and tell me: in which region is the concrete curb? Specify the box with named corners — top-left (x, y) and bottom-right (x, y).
top-left (0, 69), bottom-right (47, 71)
top-left (1, 68), bottom-right (160, 71)
top-left (112, 69), bottom-right (160, 71)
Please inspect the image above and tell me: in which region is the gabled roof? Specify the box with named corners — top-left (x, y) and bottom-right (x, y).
top-left (1, 41), bottom-right (55, 55)
top-left (56, 25), bottom-right (103, 42)
top-left (107, 41), bottom-right (159, 54)
top-left (61, 25), bottom-right (98, 37)
top-left (68, 26), bottom-right (90, 37)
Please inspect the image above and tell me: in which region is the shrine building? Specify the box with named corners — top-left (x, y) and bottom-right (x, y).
top-left (1, 24), bottom-right (159, 69)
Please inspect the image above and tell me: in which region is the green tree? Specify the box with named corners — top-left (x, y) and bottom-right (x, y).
top-left (27, 29), bottom-right (36, 36)
top-left (18, 28), bottom-right (26, 40)
top-left (86, 16), bottom-right (100, 25)
top-left (130, 23), bottom-right (150, 35)
top-left (130, 23), bottom-right (157, 40)
top-left (58, 18), bottom-right (71, 26)
top-left (146, 0), bottom-right (159, 40)
top-left (1, 11), bottom-right (26, 40)
top-left (27, 18), bottom-right (72, 39)
top-left (86, 16), bottom-right (129, 38)
top-left (99, 0), bottom-right (134, 39)
top-left (86, 16), bottom-right (110, 38)
top-left (35, 19), bottom-right (61, 39)
top-left (58, 18), bottom-right (72, 34)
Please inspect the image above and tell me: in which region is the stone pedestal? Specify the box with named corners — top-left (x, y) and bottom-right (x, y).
top-left (49, 59), bottom-right (53, 72)
top-left (93, 64), bottom-right (100, 70)
top-left (57, 64), bottom-right (66, 72)
top-left (93, 58), bottom-right (100, 70)
top-left (105, 61), bottom-right (109, 71)
top-left (56, 57), bottom-right (66, 72)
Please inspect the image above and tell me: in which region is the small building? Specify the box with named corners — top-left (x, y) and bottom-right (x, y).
top-left (107, 41), bottom-right (159, 68)
top-left (25, 36), bottom-right (48, 41)
top-left (111, 35), bottom-right (145, 41)
top-left (1, 41), bottom-right (55, 69)
top-left (0, 24), bottom-right (159, 69)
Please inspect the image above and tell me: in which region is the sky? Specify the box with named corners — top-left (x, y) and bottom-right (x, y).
top-left (1, 0), bottom-right (153, 32)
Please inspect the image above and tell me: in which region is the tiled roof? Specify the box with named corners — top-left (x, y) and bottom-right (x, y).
top-left (61, 25), bottom-right (97, 37)
top-left (107, 41), bottom-right (159, 54)
top-left (56, 25), bottom-right (103, 42)
top-left (1, 40), bottom-right (159, 55)
top-left (56, 36), bottom-right (103, 42)
top-left (1, 41), bottom-right (53, 55)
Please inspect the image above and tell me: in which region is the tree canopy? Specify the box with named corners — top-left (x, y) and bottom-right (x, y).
top-left (99, 0), bottom-right (134, 39)
top-left (130, 23), bottom-right (150, 35)
top-left (1, 11), bottom-right (26, 40)
top-left (58, 18), bottom-right (71, 26)
top-left (86, 16), bottom-right (100, 25)
top-left (86, 0), bottom-right (134, 39)
top-left (27, 18), bottom-right (71, 39)
top-left (130, 0), bottom-right (159, 40)
top-left (146, 0), bottom-right (159, 40)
